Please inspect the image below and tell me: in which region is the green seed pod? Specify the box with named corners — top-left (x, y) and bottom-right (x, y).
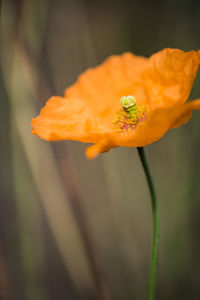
top-left (120, 96), bottom-right (137, 118)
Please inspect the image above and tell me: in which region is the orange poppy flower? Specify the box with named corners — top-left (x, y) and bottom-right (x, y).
top-left (32, 48), bottom-right (200, 159)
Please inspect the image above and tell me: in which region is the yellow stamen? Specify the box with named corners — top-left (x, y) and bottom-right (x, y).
top-left (113, 105), bottom-right (147, 132)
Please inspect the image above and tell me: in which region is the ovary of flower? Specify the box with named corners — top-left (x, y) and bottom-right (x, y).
top-left (120, 96), bottom-right (137, 118)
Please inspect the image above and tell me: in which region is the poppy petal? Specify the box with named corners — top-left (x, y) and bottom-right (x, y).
top-left (86, 139), bottom-right (116, 159)
top-left (170, 99), bottom-right (200, 128)
top-left (144, 49), bottom-right (200, 108)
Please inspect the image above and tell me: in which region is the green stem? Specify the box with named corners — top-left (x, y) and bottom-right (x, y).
top-left (137, 147), bottom-right (159, 300)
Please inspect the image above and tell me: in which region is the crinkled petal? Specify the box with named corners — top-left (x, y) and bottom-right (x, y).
top-left (144, 49), bottom-right (200, 108)
top-left (170, 99), bottom-right (200, 128)
top-left (86, 139), bottom-right (116, 159)
top-left (31, 96), bottom-right (110, 143)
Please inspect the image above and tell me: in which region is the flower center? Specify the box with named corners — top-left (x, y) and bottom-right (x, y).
top-left (113, 96), bottom-right (147, 132)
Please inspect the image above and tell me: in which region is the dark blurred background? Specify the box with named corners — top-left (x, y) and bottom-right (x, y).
top-left (1, 0), bottom-right (200, 299)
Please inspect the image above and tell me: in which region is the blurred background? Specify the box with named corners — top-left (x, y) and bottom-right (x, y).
top-left (1, 0), bottom-right (200, 299)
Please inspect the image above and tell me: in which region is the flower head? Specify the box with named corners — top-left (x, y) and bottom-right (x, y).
top-left (32, 48), bottom-right (200, 159)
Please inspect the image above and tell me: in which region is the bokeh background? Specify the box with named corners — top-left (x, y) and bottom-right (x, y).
top-left (1, 0), bottom-right (200, 299)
